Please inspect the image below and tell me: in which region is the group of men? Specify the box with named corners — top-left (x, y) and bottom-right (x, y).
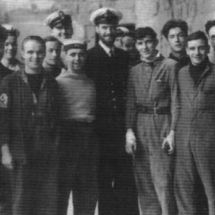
top-left (126, 16), bottom-right (215, 215)
top-left (0, 5), bottom-right (215, 215)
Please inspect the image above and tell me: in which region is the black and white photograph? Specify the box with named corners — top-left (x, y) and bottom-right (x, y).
top-left (0, 1), bottom-right (214, 215)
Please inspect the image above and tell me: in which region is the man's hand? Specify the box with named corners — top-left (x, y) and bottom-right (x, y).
top-left (162, 130), bottom-right (175, 155)
top-left (1, 144), bottom-right (13, 169)
top-left (126, 129), bottom-right (136, 155)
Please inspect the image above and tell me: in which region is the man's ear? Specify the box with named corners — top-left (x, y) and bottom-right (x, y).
top-left (21, 50), bottom-right (25, 60)
top-left (155, 38), bottom-right (159, 47)
top-left (186, 47), bottom-right (189, 56)
top-left (206, 44), bottom-right (210, 54)
top-left (95, 26), bottom-right (99, 34)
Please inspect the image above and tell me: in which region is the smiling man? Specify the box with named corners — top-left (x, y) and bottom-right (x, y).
top-left (126, 27), bottom-right (180, 215)
top-left (174, 31), bottom-right (215, 215)
top-left (0, 25), bottom-right (12, 78)
top-left (56, 39), bottom-right (98, 215)
top-left (0, 24), bottom-right (21, 72)
top-left (44, 10), bottom-right (73, 43)
top-left (86, 7), bottom-right (138, 215)
top-left (0, 35), bottom-right (59, 215)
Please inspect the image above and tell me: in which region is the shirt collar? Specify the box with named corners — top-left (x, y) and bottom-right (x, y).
top-left (1, 58), bottom-right (9, 68)
top-left (99, 40), bottom-right (114, 57)
top-left (1, 58), bottom-right (21, 71)
top-left (141, 50), bottom-right (161, 63)
top-left (169, 53), bottom-right (189, 65)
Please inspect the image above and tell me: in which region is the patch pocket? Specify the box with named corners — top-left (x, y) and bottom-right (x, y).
top-left (203, 89), bottom-right (215, 96)
top-left (152, 79), bottom-right (167, 99)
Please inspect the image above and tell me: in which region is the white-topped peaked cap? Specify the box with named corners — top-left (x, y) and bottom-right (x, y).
top-left (63, 38), bottom-right (86, 52)
top-left (2, 24), bottom-right (20, 37)
top-left (44, 10), bottom-right (72, 29)
top-left (90, 7), bottom-right (122, 25)
top-left (117, 26), bottom-right (129, 34)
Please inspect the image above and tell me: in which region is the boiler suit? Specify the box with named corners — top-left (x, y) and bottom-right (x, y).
top-left (0, 69), bottom-right (59, 215)
top-left (175, 61), bottom-right (215, 215)
top-left (126, 56), bottom-right (180, 215)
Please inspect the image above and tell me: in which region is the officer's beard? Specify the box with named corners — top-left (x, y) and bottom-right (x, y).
top-left (100, 35), bottom-right (115, 48)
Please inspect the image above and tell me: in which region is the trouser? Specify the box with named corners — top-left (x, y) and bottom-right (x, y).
top-left (174, 131), bottom-right (215, 215)
top-left (57, 121), bottom-right (98, 215)
top-left (27, 150), bottom-right (58, 215)
top-left (98, 120), bottom-right (139, 215)
top-left (134, 114), bottom-right (176, 215)
top-left (0, 162), bottom-right (28, 215)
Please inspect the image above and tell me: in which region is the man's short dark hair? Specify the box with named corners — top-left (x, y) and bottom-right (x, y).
top-left (187, 31), bottom-right (208, 46)
top-left (135, 27), bottom-right (157, 40)
top-left (161, 19), bottom-right (188, 39)
top-left (123, 32), bottom-right (135, 40)
top-left (22, 35), bottom-right (45, 51)
top-left (205, 20), bottom-right (215, 35)
top-left (43, 36), bottom-right (61, 46)
top-left (0, 25), bottom-right (7, 42)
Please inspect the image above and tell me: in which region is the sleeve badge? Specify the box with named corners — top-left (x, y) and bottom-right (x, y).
top-left (0, 94), bottom-right (8, 108)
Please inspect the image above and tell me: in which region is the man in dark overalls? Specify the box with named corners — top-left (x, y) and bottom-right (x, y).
top-left (0, 36), bottom-right (59, 215)
top-left (175, 31), bottom-right (215, 215)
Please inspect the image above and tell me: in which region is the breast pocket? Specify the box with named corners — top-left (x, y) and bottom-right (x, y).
top-left (151, 79), bottom-right (168, 100)
top-left (201, 88), bottom-right (215, 109)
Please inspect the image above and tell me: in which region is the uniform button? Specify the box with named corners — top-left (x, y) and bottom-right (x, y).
top-left (111, 90), bottom-right (114, 93)
top-left (32, 112), bottom-right (35, 116)
top-left (113, 106), bottom-right (116, 109)
top-left (113, 98), bottom-right (116, 101)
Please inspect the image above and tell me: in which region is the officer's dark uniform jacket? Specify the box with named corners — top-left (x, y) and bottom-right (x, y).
top-left (86, 43), bottom-right (139, 215)
top-left (0, 68), bottom-right (58, 163)
top-left (86, 43), bottom-right (129, 131)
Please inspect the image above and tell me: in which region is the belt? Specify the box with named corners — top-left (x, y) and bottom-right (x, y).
top-left (136, 105), bottom-right (171, 115)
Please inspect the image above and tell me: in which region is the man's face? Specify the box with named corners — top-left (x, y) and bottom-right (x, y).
top-left (22, 40), bottom-right (45, 70)
top-left (44, 41), bottom-right (61, 66)
top-left (3, 36), bottom-right (17, 60)
top-left (167, 27), bottom-right (187, 53)
top-left (51, 23), bottom-right (73, 42)
top-left (66, 48), bottom-right (86, 73)
top-left (135, 35), bottom-right (158, 60)
top-left (96, 24), bottom-right (117, 46)
top-left (208, 26), bottom-right (215, 51)
top-left (114, 36), bottom-right (123, 48)
top-left (122, 36), bottom-right (139, 59)
top-left (186, 39), bottom-right (209, 66)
